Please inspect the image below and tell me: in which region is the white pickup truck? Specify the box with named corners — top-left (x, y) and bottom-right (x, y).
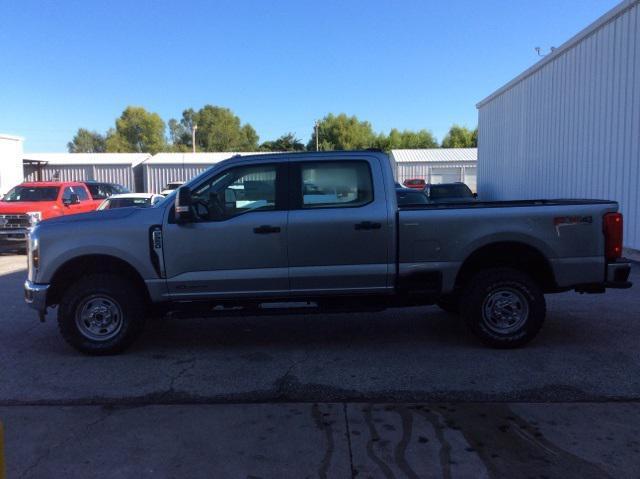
top-left (24, 151), bottom-right (632, 354)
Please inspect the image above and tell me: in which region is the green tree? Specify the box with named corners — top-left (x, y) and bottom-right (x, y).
top-left (441, 125), bottom-right (477, 148)
top-left (260, 133), bottom-right (305, 152)
top-left (376, 128), bottom-right (438, 150)
top-left (105, 106), bottom-right (166, 154)
top-left (67, 128), bottom-right (106, 153)
top-left (169, 105), bottom-right (259, 152)
top-left (307, 113), bottom-right (376, 151)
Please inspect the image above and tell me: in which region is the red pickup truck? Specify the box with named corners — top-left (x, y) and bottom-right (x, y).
top-left (0, 181), bottom-right (97, 244)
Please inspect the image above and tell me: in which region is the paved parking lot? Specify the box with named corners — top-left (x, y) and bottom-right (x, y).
top-left (1, 253), bottom-right (639, 477)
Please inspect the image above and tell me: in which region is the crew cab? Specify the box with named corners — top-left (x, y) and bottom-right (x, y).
top-left (24, 151), bottom-right (632, 354)
top-left (0, 181), bottom-right (95, 244)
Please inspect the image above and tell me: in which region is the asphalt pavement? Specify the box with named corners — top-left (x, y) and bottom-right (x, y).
top-left (0, 253), bottom-right (639, 477)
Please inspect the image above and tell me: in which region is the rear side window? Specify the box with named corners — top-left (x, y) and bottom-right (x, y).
top-left (300, 161), bottom-right (373, 208)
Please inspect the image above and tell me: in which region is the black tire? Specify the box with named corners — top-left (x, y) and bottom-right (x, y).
top-left (58, 274), bottom-right (146, 355)
top-left (436, 293), bottom-right (460, 314)
top-left (461, 267), bottom-right (546, 348)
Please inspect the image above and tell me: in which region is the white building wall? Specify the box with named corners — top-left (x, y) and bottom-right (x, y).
top-left (477, 0), bottom-right (640, 249)
top-left (0, 134), bottom-right (24, 195)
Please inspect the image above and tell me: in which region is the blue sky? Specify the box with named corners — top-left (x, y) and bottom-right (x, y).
top-left (0, 0), bottom-right (621, 152)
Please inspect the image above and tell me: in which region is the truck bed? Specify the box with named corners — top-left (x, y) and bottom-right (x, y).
top-left (399, 198), bottom-right (618, 210)
top-left (397, 198), bottom-right (620, 294)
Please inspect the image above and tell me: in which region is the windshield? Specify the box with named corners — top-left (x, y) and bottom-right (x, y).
top-left (99, 197), bottom-right (153, 210)
top-left (3, 186), bottom-right (60, 202)
top-left (429, 184), bottom-right (473, 199)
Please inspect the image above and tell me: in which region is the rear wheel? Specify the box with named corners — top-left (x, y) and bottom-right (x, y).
top-left (461, 268), bottom-right (545, 348)
top-left (58, 274), bottom-right (146, 355)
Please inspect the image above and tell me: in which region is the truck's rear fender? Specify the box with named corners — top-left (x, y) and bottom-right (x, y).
top-left (455, 240), bottom-right (557, 293)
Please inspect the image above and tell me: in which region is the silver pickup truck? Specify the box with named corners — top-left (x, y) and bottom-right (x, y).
top-left (24, 151), bottom-right (632, 354)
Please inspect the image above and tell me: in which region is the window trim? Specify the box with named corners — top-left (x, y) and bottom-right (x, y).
top-left (290, 160), bottom-right (375, 211)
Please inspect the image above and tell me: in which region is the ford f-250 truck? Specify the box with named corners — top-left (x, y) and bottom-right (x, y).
top-left (24, 151), bottom-right (632, 354)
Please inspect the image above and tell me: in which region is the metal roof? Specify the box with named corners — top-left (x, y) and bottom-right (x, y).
top-left (145, 152), bottom-right (270, 165)
top-left (477, 0), bottom-right (639, 108)
top-left (390, 148), bottom-right (477, 163)
top-left (22, 153), bottom-right (151, 167)
top-left (0, 133), bottom-right (24, 141)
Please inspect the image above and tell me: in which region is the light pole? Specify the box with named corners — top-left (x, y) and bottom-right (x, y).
top-left (315, 120), bottom-right (319, 151)
top-left (192, 123), bottom-right (198, 153)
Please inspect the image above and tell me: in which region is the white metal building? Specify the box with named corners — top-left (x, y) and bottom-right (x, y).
top-left (22, 153), bottom-right (150, 192)
top-left (477, 0), bottom-right (640, 250)
top-left (141, 152), bottom-right (269, 193)
top-left (390, 148), bottom-right (478, 191)
top-left (0, 134), bottom-right (24, 195)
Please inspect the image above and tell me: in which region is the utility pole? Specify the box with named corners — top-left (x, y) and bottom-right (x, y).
top-left (192, 123), bottom-right (198, 154)
top-left (315, 120), bottom-right (319, 151)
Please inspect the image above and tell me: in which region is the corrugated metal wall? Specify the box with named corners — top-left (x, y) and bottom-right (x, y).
top-left (24, 164), bottom-right (136, 190)
top-left (478, 0), bottom-right (640, 249)
top-left (143, 164), bottom-right (213, 193)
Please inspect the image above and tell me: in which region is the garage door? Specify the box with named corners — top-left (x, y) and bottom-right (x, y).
top-left (464, 167), bottom-right (477, 192)
top-left (430, 167), bottom-right (461, 184)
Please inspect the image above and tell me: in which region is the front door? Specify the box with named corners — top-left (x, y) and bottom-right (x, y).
top-left (162, 162), bottom-right (289, 299)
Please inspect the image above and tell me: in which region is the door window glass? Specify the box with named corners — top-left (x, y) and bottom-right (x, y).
top-left (300, 161), bottom-right (372, 208)
top-left (191, 165), bottom-right (277, 221)
top-left (74, 186), bottom-right (89, 201)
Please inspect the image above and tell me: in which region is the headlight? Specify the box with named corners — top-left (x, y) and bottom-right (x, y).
top-left (28, 232), bottom-right (40, 279)
top-left (27, 211), bottom-right (42, 226)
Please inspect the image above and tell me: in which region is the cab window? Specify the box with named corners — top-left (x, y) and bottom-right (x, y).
top-left (190, 164), bottom-right (278, 221)
top-left (299, 161), bottom-right (373, 208)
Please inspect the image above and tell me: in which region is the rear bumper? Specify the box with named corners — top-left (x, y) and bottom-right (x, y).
top-left (24, 280), bottom-right (50, 320)
top-left (605, 259), bottom-right (632, 288)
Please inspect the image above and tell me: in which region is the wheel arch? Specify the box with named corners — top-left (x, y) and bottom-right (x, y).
top-left (47, 254), bottom-right (149, 307)
top-left (455, 241), bottom-right (557, 293)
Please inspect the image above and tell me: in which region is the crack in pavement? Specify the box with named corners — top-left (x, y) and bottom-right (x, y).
top-left (17, 407), bottom-right (114, 479)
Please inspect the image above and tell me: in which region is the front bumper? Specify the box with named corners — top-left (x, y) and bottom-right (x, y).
top-left (24, 280), bottom-right (50, 320)
top-left (0, 228), bottom-right (28, 242)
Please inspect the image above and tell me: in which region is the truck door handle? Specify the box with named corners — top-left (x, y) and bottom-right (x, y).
top-left (253, 225), bottom-right (281, 234)
top-left (354, 221), bottom-right (382, 230)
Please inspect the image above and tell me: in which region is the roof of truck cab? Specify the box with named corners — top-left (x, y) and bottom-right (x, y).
top-left (219, 150), bottom-right (388, 162)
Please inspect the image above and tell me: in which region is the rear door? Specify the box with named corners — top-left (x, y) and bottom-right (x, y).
top-left (287, 156), bottom-right (393, 294)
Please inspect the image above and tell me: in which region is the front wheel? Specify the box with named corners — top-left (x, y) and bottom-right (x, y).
top-left (58, 274), bottom-right (146, 355)
top-left (461, 268), bottom-right (546, 348)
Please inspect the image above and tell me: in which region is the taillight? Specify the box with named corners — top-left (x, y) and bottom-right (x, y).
top-left (603, 212), bottom-right (623, 261)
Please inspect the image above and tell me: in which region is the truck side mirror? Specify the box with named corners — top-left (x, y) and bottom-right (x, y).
top-left (473, 192), bottom-right (478, 199)
top-left (175, 186), bottom-right (193, 223)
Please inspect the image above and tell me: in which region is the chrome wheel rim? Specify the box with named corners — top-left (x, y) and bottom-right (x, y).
top-left (481, 288), bottom-right (529, 334)
top-left (75, 295), bottom-right (123, 341)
